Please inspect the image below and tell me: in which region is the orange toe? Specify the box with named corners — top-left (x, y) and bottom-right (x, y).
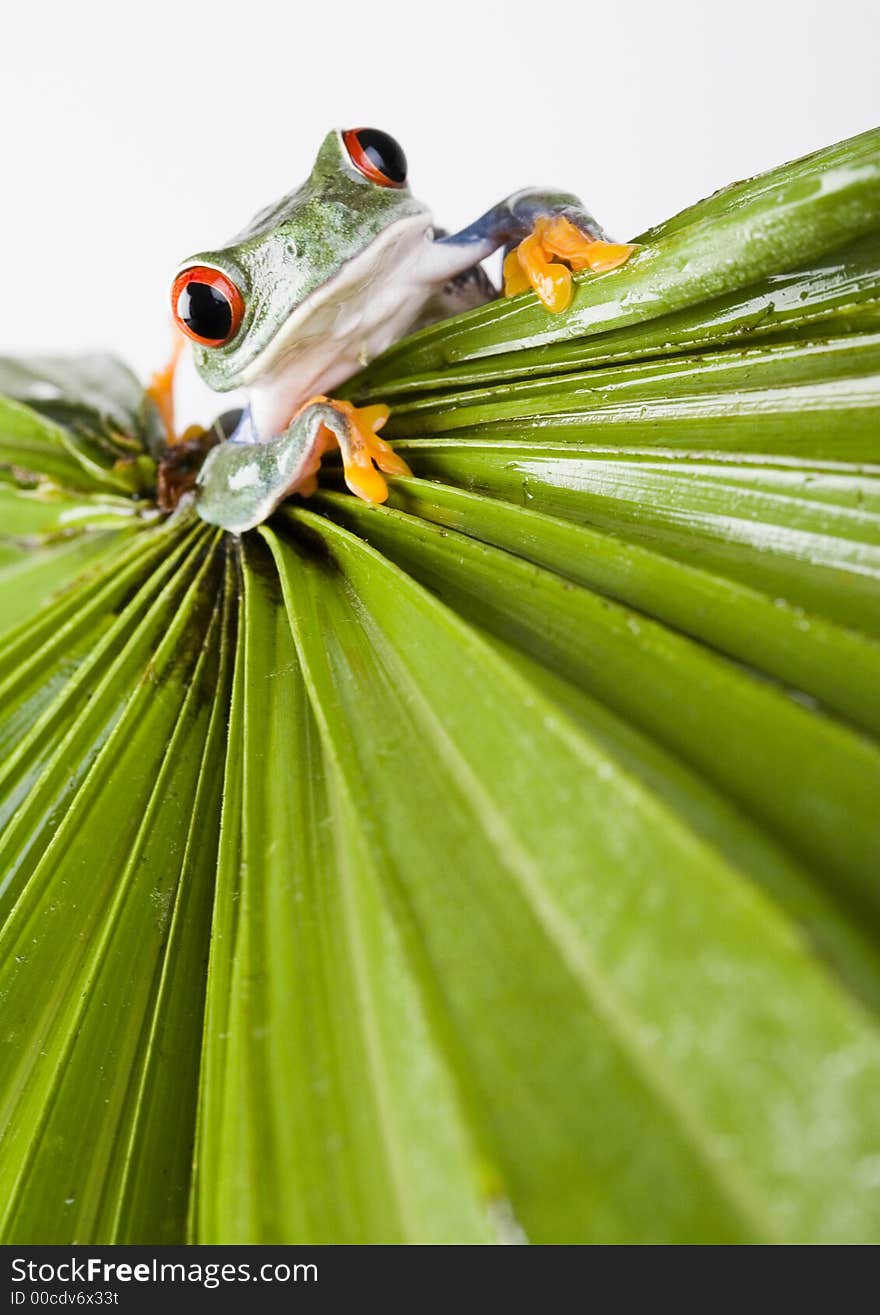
top-left (366, 428), bottom-right (412, 477)
top-left (515, 233), bottom-right (573, 313)
top-left (342, 451), bottom-right (390, 503)
top-left (503, 248), bottom-right (532, 297)
top-left (355, 402), bottom-right (392, 433)
top-left (572, 239), bottom-right (639, 273)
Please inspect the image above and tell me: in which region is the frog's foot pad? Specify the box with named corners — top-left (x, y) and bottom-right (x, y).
top-left (299, 397), bottom-right (411, 504)
top-left (503, 216), bottom-right (639, 313)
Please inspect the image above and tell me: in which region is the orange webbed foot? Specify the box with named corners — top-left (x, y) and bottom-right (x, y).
top-left (338, 400), bottom-right (411, 503)
top-left (503, 216), bottom-right (639, 313)
top-left (294, 397), bottom-right (411, 504)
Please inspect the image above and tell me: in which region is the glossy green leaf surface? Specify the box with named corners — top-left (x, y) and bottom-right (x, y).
top-left (1, 128), bottom-right (879, 1244)
top-left (352, 126), bottom-right (880, 384)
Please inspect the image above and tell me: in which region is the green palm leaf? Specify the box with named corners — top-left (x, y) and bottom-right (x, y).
top-left (1, 127), bottom-right (879, 1244)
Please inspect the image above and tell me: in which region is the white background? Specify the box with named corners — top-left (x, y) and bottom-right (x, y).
top-left (3, 0), bottom-right (879, 425)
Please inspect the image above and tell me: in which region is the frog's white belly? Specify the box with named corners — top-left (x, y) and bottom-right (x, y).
top-left (241, 213), bottom-right (443, 440)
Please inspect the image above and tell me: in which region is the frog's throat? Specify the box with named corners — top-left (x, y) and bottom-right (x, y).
top-left (238, 212), bottom-right (439, 440)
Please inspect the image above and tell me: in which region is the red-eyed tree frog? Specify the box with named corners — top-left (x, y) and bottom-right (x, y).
top-left (164, 127), bottom-right (636, 533)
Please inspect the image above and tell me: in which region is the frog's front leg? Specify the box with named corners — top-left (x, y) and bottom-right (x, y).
top-left (436, 190), bottom-right (638, 313)
top-left (195, 398), bottom-right (410, 534)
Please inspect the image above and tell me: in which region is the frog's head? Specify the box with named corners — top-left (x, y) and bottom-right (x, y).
top-left (170, 128), bottom-right (431, 397)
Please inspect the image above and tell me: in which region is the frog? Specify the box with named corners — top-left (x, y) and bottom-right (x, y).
top-left (163, 127), bottom-right (637, 534)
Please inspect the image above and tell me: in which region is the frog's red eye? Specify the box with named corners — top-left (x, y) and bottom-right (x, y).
top-left (343, 128), bottom-right (407, 188)
top-left (171, 266), bottom-right (245, 347)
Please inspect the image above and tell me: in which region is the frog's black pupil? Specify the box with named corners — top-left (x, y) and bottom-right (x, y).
top-left (356, 129), bottom-right (407, 184)
top-left (177, 281), bottom-right (232, 341)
